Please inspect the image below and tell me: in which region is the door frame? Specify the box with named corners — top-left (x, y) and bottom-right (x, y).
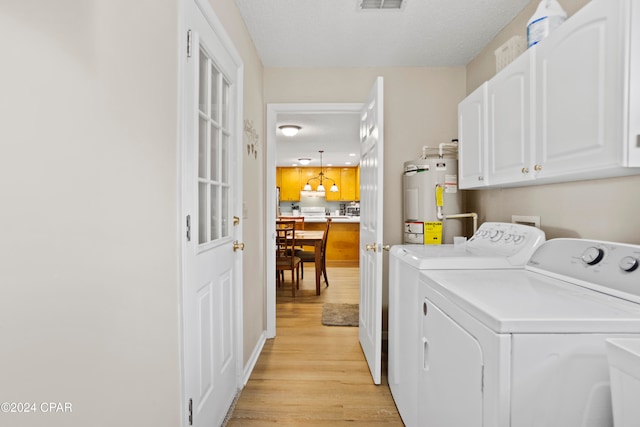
top-left (265, 103), bottom-right (362, 337)
top-left (179, 0), bottom-right (244, 424)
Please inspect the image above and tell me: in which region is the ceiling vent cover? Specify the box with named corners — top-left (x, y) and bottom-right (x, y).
top-left (359, 0), bottom-right (404, 10)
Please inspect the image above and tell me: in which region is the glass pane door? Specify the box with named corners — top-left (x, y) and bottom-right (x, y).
top-left (198, 47), bottom-right (231, 245)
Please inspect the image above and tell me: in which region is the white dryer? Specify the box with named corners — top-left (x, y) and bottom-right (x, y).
top-left (418, 238), bottom-right (640, 427)
top-left (388, 222), bottom-right (546, 427)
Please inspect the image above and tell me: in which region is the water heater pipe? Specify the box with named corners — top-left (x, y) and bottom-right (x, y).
top-left (444, 212), bottom-right (478, 234)
top-left (438, 139), bottom-right (459, 158)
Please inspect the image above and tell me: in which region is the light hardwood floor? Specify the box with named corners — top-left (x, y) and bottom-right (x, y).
top-left (225, 264), bottom-right (404, 426)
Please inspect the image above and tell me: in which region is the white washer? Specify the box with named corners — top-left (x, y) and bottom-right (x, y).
top-left (418, 238), bottom-right (640, 427)
top-left (388, 222), bottom-right (546, 427)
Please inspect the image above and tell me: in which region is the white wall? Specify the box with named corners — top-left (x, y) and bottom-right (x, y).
top-left (0, 2), bottom-right (181, 426)
top-left (206, 0), bottom-right (267, 367)
top-left (465, 0), bottom-right (640, 244)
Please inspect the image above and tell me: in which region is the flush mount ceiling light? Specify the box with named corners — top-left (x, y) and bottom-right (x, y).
top-left (278, 125), bottom-right (301, 137)
top-left (298, 158), bottom-right (311, 165)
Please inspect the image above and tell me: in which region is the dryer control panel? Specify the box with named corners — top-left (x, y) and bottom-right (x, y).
top-left (526, 238), bottom-right (640, 304)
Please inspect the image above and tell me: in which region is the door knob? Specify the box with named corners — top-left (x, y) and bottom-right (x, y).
top-left (382, 244), bottom-right (390, 251)
top-left (233, 241), bottom-right (245, 251)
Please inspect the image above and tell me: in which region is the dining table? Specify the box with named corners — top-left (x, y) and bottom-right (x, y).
top-left (290, 229), bottom-right (324, 295)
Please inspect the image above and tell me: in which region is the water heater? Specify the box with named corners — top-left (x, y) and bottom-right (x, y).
top-left (403, 145), bottom-right (463, 244)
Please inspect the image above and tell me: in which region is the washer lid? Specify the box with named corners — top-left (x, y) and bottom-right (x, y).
top-left (420, 269), bottom-right (640, 334)
top-left (390, 244), bottom-right (524, 269)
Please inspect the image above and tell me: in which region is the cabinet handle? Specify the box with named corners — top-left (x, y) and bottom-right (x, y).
top-left (521, 167), bottom-right (529, 174)
top-left (478, 176), bottom-right (484, 181)
top-left (534, 164), bottom-right (542, 171)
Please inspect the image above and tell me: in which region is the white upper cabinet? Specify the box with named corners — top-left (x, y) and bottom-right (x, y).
top-left (459, 0), bottom-right (640, 189)
top-left (534, 0), bottom-right (623, 182)
top-left (487, 49), bottom-right (534, 186)
top-left (458, 83), bottom-right (488, 189)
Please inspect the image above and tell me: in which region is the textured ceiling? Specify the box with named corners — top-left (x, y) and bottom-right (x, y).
top-left (238, 0), bottom-right (532, 165)
top-left (234, 0), bottom-right (530, 68)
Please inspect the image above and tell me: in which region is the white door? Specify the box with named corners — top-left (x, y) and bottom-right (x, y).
top-left (359, 77), bottom-right (384, 384)
top-left (182, 1), bottom-right (243, 426)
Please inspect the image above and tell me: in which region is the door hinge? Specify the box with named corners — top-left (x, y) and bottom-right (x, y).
top-left (188, 398), bottom-right (193, 425)
top-left (187, 29), bottom-right (192, 59)
top-left (186, 215), bottom-right (191, 241)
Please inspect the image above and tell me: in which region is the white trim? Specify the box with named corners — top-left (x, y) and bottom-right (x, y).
top-left (266, 103), bottom-right (363, 337)
top-left (242, 331), bottom-right (267, 385)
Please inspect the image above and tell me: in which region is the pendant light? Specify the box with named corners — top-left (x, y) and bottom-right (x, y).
top-left (303, 150), bottom-right (339, 193)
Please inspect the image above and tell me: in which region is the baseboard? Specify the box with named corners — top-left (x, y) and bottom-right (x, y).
top-left (242, 330), bottom-right (267, 385)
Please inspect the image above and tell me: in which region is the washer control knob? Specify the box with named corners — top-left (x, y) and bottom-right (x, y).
top-left (619, 256), bottom-right (639, 272)
top-left (513, 235), bottom-right (525, 245)
top-left (581, 247), bottom-right (605, 265)
top-left (489, 230), bottom-right (503, 242)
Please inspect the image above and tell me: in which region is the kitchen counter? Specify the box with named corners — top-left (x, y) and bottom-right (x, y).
top-left (279, 215), bottom-right (360, 223)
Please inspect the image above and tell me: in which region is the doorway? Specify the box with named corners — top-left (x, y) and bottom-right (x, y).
top-left (265, 103), bottom-right (362, 337)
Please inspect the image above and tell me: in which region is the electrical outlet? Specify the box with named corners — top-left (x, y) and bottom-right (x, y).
top-left (512, 215), bottom-right (541, 228)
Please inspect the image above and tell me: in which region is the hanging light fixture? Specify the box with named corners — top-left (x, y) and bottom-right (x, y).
top-left (278, 125), bottom-right (301, 137)
top-left (303, 150), bottom-right (339, 193)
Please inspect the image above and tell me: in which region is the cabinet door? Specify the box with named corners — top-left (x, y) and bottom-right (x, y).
top-left (534, 0), bottom-right (623, 180)
top-left (280, 167), bottom-right (301, 201)
top-left (355, 165), bottom-right (360, 201)
top-left (275, 167), bottom-right (282, 190)
top-left (458, 83), bottom-right (488, 188)
top-left (299, 167), bottom-right (320, 191)
top-left (324, 167), bottom-right (341, 201)
top-left (340, 167), bottom-right (357, 201)
top-left (487, 50), bottom-right (535, 186)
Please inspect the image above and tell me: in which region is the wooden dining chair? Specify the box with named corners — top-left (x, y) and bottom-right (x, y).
top-left (279, 216), bottom-right (305, 230)
top-left (275, 220), bottom-right (302, 296)
top-left (295, 218), bottom-right (332, 286)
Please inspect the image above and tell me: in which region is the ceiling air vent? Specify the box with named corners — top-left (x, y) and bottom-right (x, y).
top-left (359, 0), bottom-right (404, 10)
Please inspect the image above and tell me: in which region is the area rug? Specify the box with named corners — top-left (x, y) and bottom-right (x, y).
top-left (321, 303), bottom-right (359, 326)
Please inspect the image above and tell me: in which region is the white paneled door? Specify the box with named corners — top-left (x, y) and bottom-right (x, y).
top-left (182, 1), bottom-right (243, 426)
top-left (359, 77), bottom-right (384, 384)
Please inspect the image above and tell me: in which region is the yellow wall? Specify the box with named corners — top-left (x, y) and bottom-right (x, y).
top-left (464, 0), bottom-right (640, 244)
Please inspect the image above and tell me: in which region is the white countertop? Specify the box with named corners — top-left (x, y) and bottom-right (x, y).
top-left (280, 214), bottom-right (360, 223)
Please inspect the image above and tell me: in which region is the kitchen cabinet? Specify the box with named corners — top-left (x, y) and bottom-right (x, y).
top-left (299, 167), bottom-right (321, 190)
top-left (279, 167), bottom-right (301, 201)
top-left (458, 0), bottom-right (640, 189)
top-left (324, 167), bottom-right (341, 201)
top-left (279, 166), bottom-right (359, 201)
top-left (305, 221), bottom-right (359, 263)
top-left (356, 165), bottom-right (360, 201)
top-left (340, 167), bottom-right (358, 201)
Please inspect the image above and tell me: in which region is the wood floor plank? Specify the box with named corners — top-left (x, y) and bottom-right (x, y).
top-left (225, 266), bottom-right (403, 426)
